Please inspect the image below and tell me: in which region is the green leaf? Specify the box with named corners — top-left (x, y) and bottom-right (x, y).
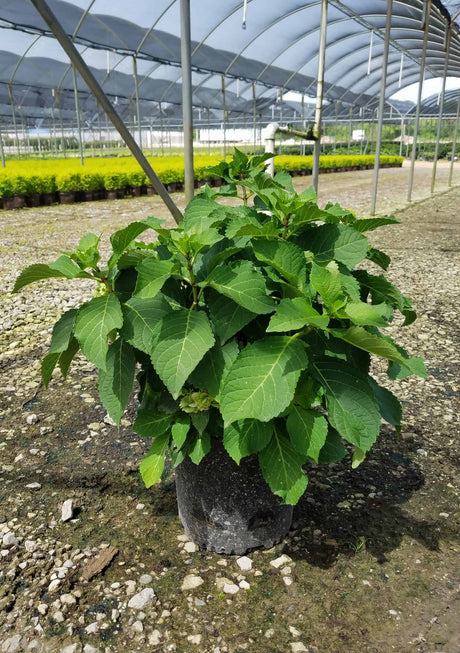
top-left (344, 301), bottom-right (393, 327)
top-left (318, 428), bottom-right (347, 463)
top-left (121, 295), bottom-right (169, 354)
top-left (188, 431), bottom-right (211, 464)
top-left (75, 232), bottom-right (101, 268)
top-left (253, 239), bottom-right (307, 288)
top-left (388, 357), bottom-right (427, 380)
top-left (313, 358), bottom-right (381, 452)
top-left (206, 260), bottom-right (275, 315)
top-left (339, 268), bottom-right (361, 302)
top-left (274, 170), bottom-right (294, 192)
top-left (108, 222), bottom-right (153, 268)
top-left (329, 326), bottom-right (414, 369)
top-left (309, 224), bottom-right (368, 268)
top-left (207, 290), bottom-right (255, 343)
top-left (97, 338), bottom-right (136, 425)
top-left (13, 263), bottom-right (73, 292)
top-left (133, 407), bottom-right (173, 438)
top-left (74, 294), bottom-right (123, 371)
top-left (58, 336), bottom-right (80, 378)
top-left (181, 197), bottom-right (224, 233)
top-left (259, 427), bottom-right (308, 505)
top-left (223, 419), bottom-right (273, 464)
top-left (171, 415), bottom-right (190, 449)
top-left (286, 406), bottom-right (328, 462)
top-left (140, 432), bottom-right (170, 488)
top-left (134, 258), bottom-right (178, 299)
top-left (352, 216), bottom-right (400, 233)
top-left (41, 309), bottom-right (77, 386)
top-left (369, 377), bottom-right (402, 431)
top-left (220, 335), bottom-right (309, 425)
top-left (50, 255), bottom-right (89, 279)
top-left (353, 270), bottom-right (404, 311)
top-left (189, 339), bottom-right (239, 398)
top-left (191, 411), bottom-right (209, 435)
top-left (117, 249), bottom-right (156, 270)
top-left (367, 247), bottom-right (390, 270)
top-left (267, 297), bottom-right (329, 332)
top-left (352, 446), bottom-right (366, 469)
top-left (310, 261), bottom-right (345, 310)
top-left (150, 309), bottom-right (215, 398)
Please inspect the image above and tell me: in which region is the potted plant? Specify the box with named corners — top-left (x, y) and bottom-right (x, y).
top-left (128, 171), bottom-right (147, 197)
top-left (13, 150), bottom-right (425, 554)
top-left (0, 176), bottom-right (14, 210)
top-left (56, 173), bottom-right (82, 204)
top-left (80, 173), bottom-right (104, 202)
top-left (41, 174), bottom-right (58, 205)
top-left (104, 172), bottom-right (129, 199)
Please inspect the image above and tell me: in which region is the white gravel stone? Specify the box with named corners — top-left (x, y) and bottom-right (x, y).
top-left (83, 646), bottom-right (99, 653)
top-left (270, 554), bottom-right (292, 568)
top-left (148, 631), bottom-right (162, 646)
top-left (2, 532), bottom-right (18, 547)
top-left (187, 635), bottom-right (202, 645)
top-left (37, 604), bottom-right (48, 615)
top-left (239, 580), bottom-right (250, 590)
top-left (25, 483), bottom-right (41, 490)
top-left (60, 645), bottom-right (78, 653)
top-left (283, 577), bottom-right (293, 586)
top-left (127, 587), bottom-right (155, 610)
top-left (26, 413), bottom-right (39, 425)
top-left (125, 580), bottom-right (136, 595)
top-left (181, 574), bottom-right (204, 591)
top-left (139, 574), bottom-right (153, 585)
top-left (24, 540), bottom-right (38, 553)
top-left (48, 579), bottom-right (61, 592)
top-left (52, 611), bottom-right (65, 623)
top-left (60, 593), bottom-right (77, 605)
top-left (132, 620), bottom-right (144, 633)
top-left (84, 622), bottom-right (99, 635)
top-left (290, 643), bottom-right (308, 652)
top-left (236, 556), bottom-right (252, 572)
top-left (61, 500), bottom-right (74, 522)
top-left (1, 635), bottom-right (22, 653)
top-left (183, 541), bottom-right (198, 553)
top-left (223, 582), bottom-right (239, 595)
top-left (289, 626), bottom-right (302, 637)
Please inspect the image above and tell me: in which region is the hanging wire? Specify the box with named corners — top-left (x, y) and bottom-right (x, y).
top-left (367, 30), bottom-right (373, 76)
top-left (242, 0), bottom-right (248, 29)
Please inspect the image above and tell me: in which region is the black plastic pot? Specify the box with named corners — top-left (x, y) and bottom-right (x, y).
top-left (175, 437), bottom-right (293, 555)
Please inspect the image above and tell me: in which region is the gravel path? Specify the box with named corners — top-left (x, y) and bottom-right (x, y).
top-left (0, 162), bottom-right (459, 653)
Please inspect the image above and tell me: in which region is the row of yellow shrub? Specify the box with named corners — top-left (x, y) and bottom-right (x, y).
top-left (0, 154), bottom-right (403, 199)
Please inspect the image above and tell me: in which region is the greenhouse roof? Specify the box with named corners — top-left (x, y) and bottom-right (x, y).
top-left (1, 1), bottom-right (460, 125)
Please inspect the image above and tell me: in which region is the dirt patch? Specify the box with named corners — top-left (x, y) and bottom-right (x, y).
top-left (0, 164), bottom-right (459, 652)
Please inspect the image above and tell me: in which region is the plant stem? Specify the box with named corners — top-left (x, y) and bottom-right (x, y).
top-left (185, 253), bottom-right (198, 308)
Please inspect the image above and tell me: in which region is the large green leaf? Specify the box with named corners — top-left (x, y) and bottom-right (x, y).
top-left (343, 301), bottom-right (393, 327)
top-left (13, 261), bottom-right (79, 292)
top-left (108, 222), bottom-right (153, 268)
top-left (150, 309), bottom-right (215, 398)
top-left (74, 294), bottom-right (123, 371)
top-left (182, 197), bottom-right (225, 233)
top-left (206, 290), bottom-right (255, 343)
top-left (121, 295), bottom-right (169, 354)
top-left (259, 427), bottom-right (308, 505)
top-left (171, 415), bottom-right (190, 450)
top-left (369, 377), bottom-right (402, 431)
top-left (286, 406), bottom-right (328, 462)
top-left (352, 216), bottom-right (400, 233)
top-left (353, 270), bottom-right (404, 311)
top-left (310, 261), bottom-right (345, 311)
top-left (388, 357), bottom-right (427, 380)
top-left (97, 338), bottom-right (136, 425)
top-left (140, 432), bottom-right (170, 488)
top-left (317, 428), bottom-right (347, 463)
top-left (253, 239), bottom-right (307, 289)
top-left (57, 336), bottom-right (80, 378)
top-left (220, 335), bottom-right (309, 425)
top-left (188, 431), bottom-right (211, 464)
top-left (206, 260), bottom-right (275, 314)
top-left (41, 309), bottom-right (77, 387)
top-left (223, 419), bottom-right (273, 464)
top-left (329, 325), bottom-right (413, 369)
top-left (309, 224), bottom-right (368, 268)
top-left (189, 339), bottom-right (239, 398)
top-left (313, 358), bottom-right (381, 452)
top-left (134, 258), bottom-right (178, 299)
top-left (267, 297), bottom-right (329, 332)
top-left (133, 407), bottom-right (173, 438)
top-left (367, 247), bottom-right (390, 270)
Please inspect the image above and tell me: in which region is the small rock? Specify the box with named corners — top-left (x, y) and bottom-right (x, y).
top-left (24, 540), bottom-right (38, 553)
top-left (187, 635), bottom-right (202, 645)
top-left (2, 533), bottom-right (18, 547)
top-left (184, 541), bottom-right (197, 553)
top-left (83, 646), bottom-right (99, 653)
top-left (181, 575), bottom-right (204, 591)
top-left (416, 448), bottom-right (428, 457)
top-left (132, 620), bottom-right (144, 633)
top-left (26, 483), bottom-right (41, 491)
top-left (37, 604), bottom-right (48, 615)
top-left (60, 645), bottom-right (78, 653)
top-left (127, 587), bottom-right (155, 610)
top-left (136, 503), bottom-right (145, 510)
top-left (281, 566), bottom-right (292, 576)
top-left (194, 598), bottom-right (206, 606)
top-left (60, 593), bottom-right (77, 605)
top-left (289, 626), bottom-right (302, 638)
top-left (48, 579), bottom-right (61, 592)
top-left (26, 413), bottom-right (39, 425)
top-left (1, 635), bottom-right (22, 653)
top-left (139, 574), bottom-right (153, 585)
top-left (223, 583), bottom-right (239, 595)
top-left (84, 622), bottom-right (99, 635)
top-left (236, 556), bottom-right (252, 572)
top-left (283, 577), bottom-right (293, 586)
top-left (148, 631), bottom-right (162, 646)
top-left (290, 643), bottom-right (307, 653)
top-left (53, 611), bottom-right (65, 623)
top-left (362, 580), bottom-right (371, 587)
top-left (125, 580), bottom-right (136, 595)
top-left (239, 580), bottom-right (250, 590)
top-left (61, 500), bottom-right (74, 523)
top-left (270, 554), bottom-right (292, 569)
top-left (439, 512), bottom-right (449, 518)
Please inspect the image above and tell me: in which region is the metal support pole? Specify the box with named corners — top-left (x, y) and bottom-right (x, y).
top-left (407, 0), bottom-right (431, 203)
top-left (399, 116), bottom-right (404, 157)
top-left (7, 84), bottom-right (20, 158)
top-left (30, 0), bottom-right (182, 224)
top-left (448, 91), bottom-right (460, 186)
top-left (132, 56), bottom-right (142, 149)
top-left (222, 75), bottom-right (227, 158)
top-left (72, 67), bottom-right (85, 165)
top-left (348, 106), bottom-right (352, 154)
top-left (0, 124), bottom-right (5, 168)
top-left (431, 25), bottom-right (450, 194)
top-left (253, 83), bottom-right (257, 152)
top-left (371, 0), bottom-right (392, 216)
top-left (180, 0), bottom-right (194, 202)
top-left (312, 0), bottom-right (328, 193)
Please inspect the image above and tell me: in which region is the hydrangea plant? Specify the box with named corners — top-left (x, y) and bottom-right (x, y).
top-left (14, 150), bottom-right (426, 505)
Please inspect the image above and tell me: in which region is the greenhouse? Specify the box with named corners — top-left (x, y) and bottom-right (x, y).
top-left (0, 2), bottom-right (459, 652)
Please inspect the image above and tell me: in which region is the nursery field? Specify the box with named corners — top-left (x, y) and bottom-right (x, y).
top-left (0, 162), bottom-right (459, 652)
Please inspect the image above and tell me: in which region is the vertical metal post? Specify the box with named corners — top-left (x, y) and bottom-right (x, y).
top-left (180, 0), bottom-right (194, 202)
top-left (312, 0), bottom-right (328, 193)
top-left (132, 56), bottom-right (142, 149)
top-left (431, 24), bottom-right (450, 194)
top-left (408, 0), bottom-right (431, 202)
top-left (222, 75), bottom-right (227, 158)
top-left (371, 0), bottom-right (392, 216)
top-left (448, 91), bottom-right (460, 186)
top-left (399, 116), bottom-right (404, 156)
top-left (253, 83), bottom-right (257, 152)
top-left (207, 107), bottom-right (211, 155)
top-left (150, 123), bottom-right (154, 157)
top-left (72, 67), bottom-right (85, 165)
top-left (348, 105), bottom-right (353, 154)
top-left (0, 123), bottom-right (5, 167)
top-left (279, 88), bottom-right (283, 154)
top-left (7, 84), bottom-right (20, 158)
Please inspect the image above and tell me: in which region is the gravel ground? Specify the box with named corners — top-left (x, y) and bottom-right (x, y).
top-left (0, 161), bottom-right (459, 653)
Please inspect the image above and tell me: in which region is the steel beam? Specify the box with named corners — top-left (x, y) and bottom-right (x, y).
top-left (180, 0), bottom-right (195, 203)
top-left (312, 0), bottom-right (328, 193)
top-left (72, 67), bottom-right (85, 165)
top-left (132, 56), bottom-right (142, 150)
top-left (0, 124), bottom-right (5, 168)
top-left (407, 0), bottom-right (431, 203)
top-left (448, 91), bottom-right (460, 187)
top-left (431, 25), bottom-right (450, 194)
top-left (371, 0), bottom-right (392, 216)
top-left (30, 0), bottom-right (182, 224)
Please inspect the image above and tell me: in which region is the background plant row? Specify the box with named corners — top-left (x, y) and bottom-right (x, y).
top-left (0, 154), bottom-right (403, 203)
